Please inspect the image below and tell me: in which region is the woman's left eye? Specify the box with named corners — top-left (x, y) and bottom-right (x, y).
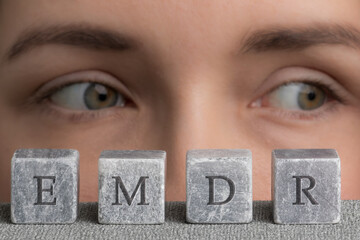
top-left (255, 82), bottom-right (330, 111)
top-left (50, 82), bottom-right (126, 111)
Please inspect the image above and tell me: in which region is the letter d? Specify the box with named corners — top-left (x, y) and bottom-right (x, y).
top-left (206, 176), bottom-right (235, 205)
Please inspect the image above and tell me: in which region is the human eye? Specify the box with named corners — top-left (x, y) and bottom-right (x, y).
top-left (258, 82), bottom-right (330, 110)
top-left (32, 70), bottom-right (132, 121)
top-left (50, 82), bottom-right (125, 111)
top-left (249, 67), bottom-right (348, 120)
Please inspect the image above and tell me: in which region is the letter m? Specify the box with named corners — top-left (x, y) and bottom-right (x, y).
top-left (112, 176), bottom-right (149, 206)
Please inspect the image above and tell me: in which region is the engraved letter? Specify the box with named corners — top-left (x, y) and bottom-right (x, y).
top-left (112, 176), bottom-right (149, 206)
top-left (293, 176), bottom-right (319, 205)
top-left (34, 176), bottom-right (57, 205)
top-left (206, 176), bottom-right (235, 205)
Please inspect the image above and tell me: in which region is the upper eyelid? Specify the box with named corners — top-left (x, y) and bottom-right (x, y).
top-left (271, 80), bottom-right (346, 104)
top-left (250, 66), bottom-right (353, 105)
top-left (33, 70), bottom-right (134, 102)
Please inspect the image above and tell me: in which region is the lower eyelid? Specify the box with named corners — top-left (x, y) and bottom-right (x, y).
top-left (38, 98), bottom-right (128, 123)
top-left (253, 100), bottom-right (340, 122)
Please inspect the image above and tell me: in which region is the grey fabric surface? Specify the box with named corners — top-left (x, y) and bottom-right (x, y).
top-left (0, 201), bottom-right (359, 240)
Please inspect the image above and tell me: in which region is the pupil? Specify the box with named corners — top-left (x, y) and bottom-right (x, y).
top-left (307, 91), bottom-right (316, 101)
top-left (98, 93), bottom-right (108, 102)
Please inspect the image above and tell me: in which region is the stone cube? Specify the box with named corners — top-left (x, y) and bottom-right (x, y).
top-left (272, 149), bottom-right (341, 224)
top-left (186, 149), bottom-right (252, 224)
top-left (98, 150), bottom-right (166, 224)
top-left (11, 149), bottom-right (79, 224)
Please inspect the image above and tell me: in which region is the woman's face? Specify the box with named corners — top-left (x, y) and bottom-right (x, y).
top-left (1, 0), bottom-right (360, 202)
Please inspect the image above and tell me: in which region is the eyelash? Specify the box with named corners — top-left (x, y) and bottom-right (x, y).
top-left (286, 80), bottom-right (345, 103)
top-left (38, 81), bottom-right (124, 102)
top-left (30, 81), bottom-right (131, 123)
top-left (259, 79), bottom-right (346, 121)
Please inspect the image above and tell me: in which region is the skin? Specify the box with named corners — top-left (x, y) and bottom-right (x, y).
top-left (0, 0), bottom-right (360, 203)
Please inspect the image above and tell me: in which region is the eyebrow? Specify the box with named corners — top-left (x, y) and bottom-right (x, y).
top-left (5, 23), bottom-right (360, 61)
top-left (5, 24), bottom-right (140, 61)
top-left (241, 24), bottom-right (360, 53)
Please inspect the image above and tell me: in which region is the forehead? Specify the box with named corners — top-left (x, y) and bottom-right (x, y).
top-left (2, 1), bottom-right (359, 33)
top-left (1, 0), bottom-right (359, 60)
top-left (4, 1), bottom-right (359, 18)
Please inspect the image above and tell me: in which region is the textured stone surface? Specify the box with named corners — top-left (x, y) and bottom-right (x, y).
top-left (186, 149), bottom-right (252, 223)
top-left (11, 149), bottom-right (79, 224)
top-left (272, 149), bottom-right (341, 224)
top-left (98, 150), bottom-right (166, 224)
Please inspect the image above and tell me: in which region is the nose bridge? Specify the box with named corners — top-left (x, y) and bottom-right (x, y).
top-left (161, 79), bottom-right (225, 150)
top-left (169, 89), bottom-right (209, 146)
top-left (152, 74), bottom-right (237, 200)
top-left (145, 69), bottom-right (244, 200)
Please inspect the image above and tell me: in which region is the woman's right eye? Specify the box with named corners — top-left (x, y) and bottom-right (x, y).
top-left (50, 82), bottom-right (127, 111)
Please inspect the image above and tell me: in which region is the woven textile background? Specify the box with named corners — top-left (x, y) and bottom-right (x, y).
top-left (0, 201), bottom-right (359, 239)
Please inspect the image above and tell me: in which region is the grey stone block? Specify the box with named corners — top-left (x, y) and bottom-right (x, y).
top-left (272, 149), bottom-right (341, 224)
top-left (186, 149), bottom-right (252, 224)
top-left (11, 149), bottom-right (79, 224)
top-left (98, 150), bottom-right (166, 224)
